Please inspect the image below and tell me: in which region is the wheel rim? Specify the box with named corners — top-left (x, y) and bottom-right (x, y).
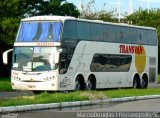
top-left (87, 81), bottom-right (92, 90)
top-left (133, 79), bottom-right (137, 89)
top-left (75, 80), bottom-right (81, 90)
top-left (141, 79), bottom-right (145, 88)
top-left (141, 77), bottom-right (147, 88)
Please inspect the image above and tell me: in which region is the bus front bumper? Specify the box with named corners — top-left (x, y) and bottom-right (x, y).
top-left (11, 80), bottom-right (59, 91)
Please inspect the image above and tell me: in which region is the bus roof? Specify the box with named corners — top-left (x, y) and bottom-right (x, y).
top-left (21, 15), bottom-right (156, 30)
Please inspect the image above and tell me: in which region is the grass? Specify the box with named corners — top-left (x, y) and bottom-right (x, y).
top-left (158, 74), bottom-right (160, 84)
top-left (0, 77), bottom-right (12, 91)
top-left (103, 88), bottom-right (160, 98)
top-left (0, 88), bottom-right (160, 107)
top-left (0, 91), bottom-right (88, 107)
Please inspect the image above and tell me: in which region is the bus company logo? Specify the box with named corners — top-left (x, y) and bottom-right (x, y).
top-left (119, 45), bottom-right (143, 54)
top-left (119, 44), bottom-right (146, 74)
top-left (37, 42), bottom-right (55, 46)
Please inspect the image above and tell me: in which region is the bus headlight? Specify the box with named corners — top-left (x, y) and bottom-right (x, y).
top-left (13, 76), bottom-right (21, 81)
top-left (44, 76), bottom-right (55, 81)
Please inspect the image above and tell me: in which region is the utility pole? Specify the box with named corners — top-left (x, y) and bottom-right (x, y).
top-left (79, 0), bottom-right (83, 12)
top-left (147, 0), bottom-right (150, 13)
top-left (128, 0), bottom-right (133, 24)
top-left (128, 0), bottom-right (133, 15)
top-left (117, 0), bottom-right (120, 22)
top-left (140, 0), bottom-right (142, 9)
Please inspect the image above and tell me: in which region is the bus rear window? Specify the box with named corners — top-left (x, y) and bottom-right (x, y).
top-left (17, 21), bottom-right (62, 42)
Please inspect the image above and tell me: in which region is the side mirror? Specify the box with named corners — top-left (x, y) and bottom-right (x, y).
top-left (3, 49), bottom-right (13, 64)
top-left (54, 52), bottom-right (60, 64)
top-left (54, 49), bottom-right (62, 64)
top-left (57, 49), bottom-right (62, 53)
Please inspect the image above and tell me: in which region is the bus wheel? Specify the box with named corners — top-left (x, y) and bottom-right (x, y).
top-left (87, 75), bottom-right (96, 90)
top-left (32, 91), bottom-right (42, 94)
top-left (133, 74), bottom-right (141, 89)
top-left (74, 75), bottom-right (85, 90)
top-left (141, 74), bottom-right (148, 89)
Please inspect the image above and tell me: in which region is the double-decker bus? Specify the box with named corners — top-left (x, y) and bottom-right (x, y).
top-left (3, 16), bottom-right (158, 91)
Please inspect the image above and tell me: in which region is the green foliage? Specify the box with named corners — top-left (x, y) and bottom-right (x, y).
top-left (37, 0), bottom-right (61, 16)
top-left (79, 0), bottom-right (118, 22)
top-left (158, 74), bottom-right (160, 84)
top-left (0, 0), bottom-right (19, 18)
top-left (98, 10), bottom-right (118, 23)
top-left (104, 88), bottom-right (160, 98)
top-left (0, 0), bottom-right (20, 48)
top-left (0, 17), bottom-right (20, 46)
top-left (126, 9), bottom-right (160, 27)
top-left (80, 10), bottom-right (118, 22)
top-left (60, 2), bottom-right (79, 17)
top-left (0, 77), bottom-right (12, 91)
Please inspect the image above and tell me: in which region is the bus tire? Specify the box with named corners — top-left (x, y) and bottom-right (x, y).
top-left (74, 75), bottom-right (85, 90)
top-left (32, 91), bottom-right (42, 94)
top-left (141, 74), bottom-right (148, 89)
top-left (87, 74), bottom-right (96, 90)
top-left (133, 74), bottom-right (141, 89)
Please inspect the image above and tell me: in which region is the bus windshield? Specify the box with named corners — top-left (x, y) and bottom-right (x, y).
top-left (12, 47), bottom-right (58, 72)
top-left (16, 21), bottom-right (62, 42)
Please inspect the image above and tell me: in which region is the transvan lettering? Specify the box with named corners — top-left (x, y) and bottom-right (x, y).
top-left (119, 44), bottom-right (143, 54)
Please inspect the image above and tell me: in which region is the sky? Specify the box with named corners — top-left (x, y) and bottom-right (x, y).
top-left (66, 0), bottom-right (160, 15)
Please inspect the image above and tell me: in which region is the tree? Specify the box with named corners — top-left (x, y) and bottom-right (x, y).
top-left (0, 0), bottom-right (21, 48)
top-left (60, 2), bottom-right (79, 17)
top-left (36, 0), bottom-right (61, 16)
top-left (79, 0), bottom-right (118, 22)
top-left (37, 1), bottom-right (80, 17)
top-left (98, 10), bottom-right (118, 23)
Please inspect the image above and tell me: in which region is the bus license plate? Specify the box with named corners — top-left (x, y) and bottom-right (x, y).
top-left (28, 85), bottom-right (36, 88)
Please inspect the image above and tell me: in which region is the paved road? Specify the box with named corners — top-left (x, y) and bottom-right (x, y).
top-left (79, 98), bottom-right (160, 112)
top-left (7, 99), bottom-right (160, 118)
top-left (0, 91), bottom-right (33, 99)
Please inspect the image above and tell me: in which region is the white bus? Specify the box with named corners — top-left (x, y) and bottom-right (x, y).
top-left (3, 16), bottom-right (158, 91)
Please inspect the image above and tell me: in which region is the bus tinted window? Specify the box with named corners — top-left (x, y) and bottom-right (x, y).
top-left (147, 30), bottom-right (157, 45)
top-left (103, 25), bottom-right (116, 42)
top-left (91, 23), bottom-right (103, 41)
top-left (115, 26), bottom-right (124, 42)
top-left (126, 28), bottom-right (137, 44)
top-left (62, 20), bottom-right (77, 40)
top-left (62, 20), bottom-right (157, 46)
top-left (90, 54), bottom-right (132, 72)
top-left (141, 30), bottom-right (148, 45)
top-left (17, 22), bottom-right (62, 42)
top-left (77, 22), bottom-right (90, 40)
